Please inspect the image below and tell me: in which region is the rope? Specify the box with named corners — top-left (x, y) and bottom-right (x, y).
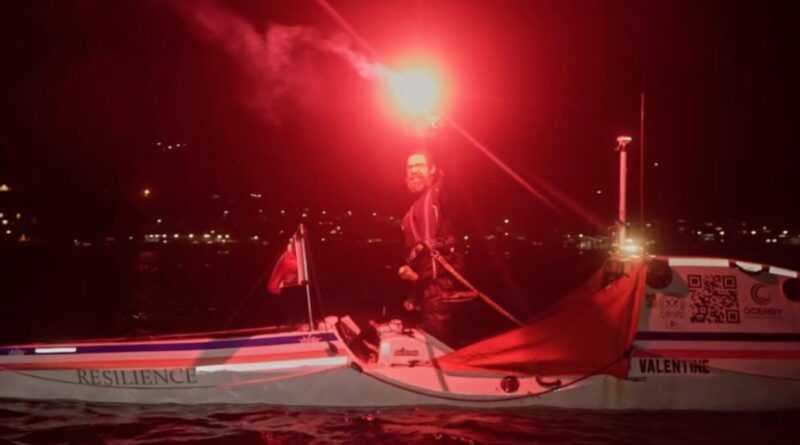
top-left (222, 265), bottom-right (273, 329)
top-left (432, 251), bottom-right (524, 326)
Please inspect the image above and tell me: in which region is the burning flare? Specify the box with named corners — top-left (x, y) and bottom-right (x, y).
top-left (379, 65), bottom-right (443, 119)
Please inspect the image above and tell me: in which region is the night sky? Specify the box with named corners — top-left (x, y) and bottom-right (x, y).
top-left (2, 0), bottom-right (799, 237)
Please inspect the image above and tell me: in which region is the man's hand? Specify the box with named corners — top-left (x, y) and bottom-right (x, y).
top-left (398, 265), bottom-right (419, 282)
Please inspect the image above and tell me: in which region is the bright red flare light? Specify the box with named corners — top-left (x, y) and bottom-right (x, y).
top-left (386, 68), bottom-right (440, 116)
top-left (377, 63), bottom-right (445, 123)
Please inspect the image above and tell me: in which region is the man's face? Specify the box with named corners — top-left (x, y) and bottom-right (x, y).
top-left (406, 153), bottom-right (436, 194)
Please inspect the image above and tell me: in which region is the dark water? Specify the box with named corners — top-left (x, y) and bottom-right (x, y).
top-left (2, 241), bottom-right (799, 444)
top-left (0, 401), bottom-right (798, 445)
top-left (0, 241), bottom-right (611, 344)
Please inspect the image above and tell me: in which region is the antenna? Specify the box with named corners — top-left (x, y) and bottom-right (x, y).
top-left (615, 135), bottom-right (633, 250)
top-left (639, 93), bottom-right (646, 237)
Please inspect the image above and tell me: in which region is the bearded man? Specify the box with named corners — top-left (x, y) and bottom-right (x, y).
top-left (399, 149), bottom-right (474, 346)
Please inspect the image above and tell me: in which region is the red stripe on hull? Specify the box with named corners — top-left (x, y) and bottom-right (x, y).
top-left (634, 349), bottom-right (800, 360)
top-left (0, 349), bottom-right (344, 371)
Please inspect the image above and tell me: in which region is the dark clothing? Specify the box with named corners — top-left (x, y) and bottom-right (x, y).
top-left (401, 178), bottom-right (470, 346)
top-left (401, 178), bottom-right (457, 277)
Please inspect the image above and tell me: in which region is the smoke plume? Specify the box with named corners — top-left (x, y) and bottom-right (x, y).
top-left (170, 1), bottom-right (378, 125)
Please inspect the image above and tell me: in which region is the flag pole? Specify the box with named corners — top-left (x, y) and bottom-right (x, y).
top-left (298, 224), bottom-right (315, 331)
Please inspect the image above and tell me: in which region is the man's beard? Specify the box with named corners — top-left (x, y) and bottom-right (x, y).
top-left (406, 175), bottom-right (427, 194)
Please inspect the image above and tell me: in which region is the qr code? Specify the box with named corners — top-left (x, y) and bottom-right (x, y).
top-left (688, 274), bottom-right (740, 324)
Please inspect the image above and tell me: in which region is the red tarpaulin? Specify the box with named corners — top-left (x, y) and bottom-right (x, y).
top-left (437, 263), bottom-right (646, 379)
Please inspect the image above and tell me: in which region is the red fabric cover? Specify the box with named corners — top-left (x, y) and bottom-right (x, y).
top-left (437, 263), bottom-right (646, 378)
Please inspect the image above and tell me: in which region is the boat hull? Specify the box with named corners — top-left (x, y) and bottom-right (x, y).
top-left (3, 357), bottom-right (799, 410)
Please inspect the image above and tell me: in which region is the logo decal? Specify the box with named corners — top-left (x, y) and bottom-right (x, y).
top-left (659, 296), bottom-right (686, 319)
top-left (750, 284), bottom-right (771, 306)
top-left (393, 347), bottom-right (420, 357)
top-left (298, 335), bottom-right (321, 343)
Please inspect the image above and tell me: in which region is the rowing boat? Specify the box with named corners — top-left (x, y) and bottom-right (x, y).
top-left (2, 255), bottom-right (797, 410)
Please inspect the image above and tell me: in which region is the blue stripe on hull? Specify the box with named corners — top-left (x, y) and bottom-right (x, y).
top-left (1, 332), bottom-right (338, 356)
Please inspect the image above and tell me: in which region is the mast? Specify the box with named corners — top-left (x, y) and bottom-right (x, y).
top-left (297, 224), bottom-right (314, 331)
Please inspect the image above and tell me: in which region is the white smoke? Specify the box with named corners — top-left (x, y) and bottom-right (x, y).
top-left (170, 1), bottom-right (379, 125)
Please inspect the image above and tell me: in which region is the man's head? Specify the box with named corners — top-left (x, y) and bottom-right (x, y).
top-left (405, 150), bottom-right (437, 194)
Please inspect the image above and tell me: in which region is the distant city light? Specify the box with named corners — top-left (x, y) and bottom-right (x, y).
top-left (596, 189), bottom-right (603, 194)
top-left (143, 189), bottom-right (151, 197)
top-left (504, 218), bottom-right (510, 224)
top-left (156, 219), bottom-right (162, 224)
top-left (653, 162), bottom-right (660, 167)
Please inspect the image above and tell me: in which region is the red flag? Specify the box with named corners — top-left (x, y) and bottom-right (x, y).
top-left (267, 231), bottom-right (307, 294)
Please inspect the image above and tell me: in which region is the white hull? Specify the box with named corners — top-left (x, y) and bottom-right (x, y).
top-left (3, 351), bottom-right (798, 410)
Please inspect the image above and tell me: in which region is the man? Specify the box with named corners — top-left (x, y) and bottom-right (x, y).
top-left (399, 149), bottom-right (474, 346)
